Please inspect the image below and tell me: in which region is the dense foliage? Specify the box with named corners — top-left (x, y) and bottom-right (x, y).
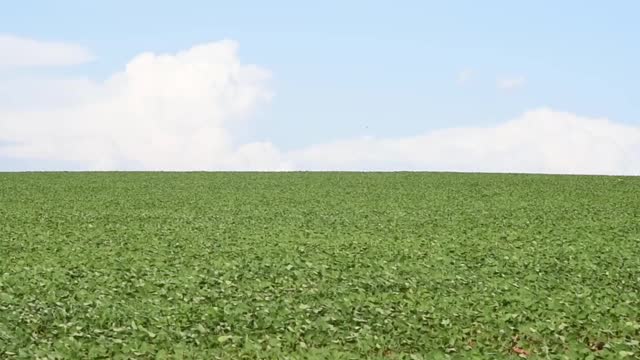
top-left (1, 173), bottom-right (639, 359)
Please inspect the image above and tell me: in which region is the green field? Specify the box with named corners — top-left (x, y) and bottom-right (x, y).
top-left (1, 173), bottom-right (639, 359)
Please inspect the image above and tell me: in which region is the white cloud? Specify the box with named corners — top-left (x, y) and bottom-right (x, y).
top-left (0, 38), bottom-right (638, 175)
top-left (0, 34), bottom-right (94, 68)
top-left (0, 40), bottom-right (288, 170)
top-left (497, 75), bottom-right (526, 90)
top-left (0, 76), bottom-right (103, 111)
top-left (290, 109), bottom-right (640, 175)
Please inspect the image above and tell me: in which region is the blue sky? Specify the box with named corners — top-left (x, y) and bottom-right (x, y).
top-left (1, 1), bottom-right (639, 173)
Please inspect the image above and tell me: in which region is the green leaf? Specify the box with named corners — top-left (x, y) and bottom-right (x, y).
top-left (218, 335), bottom-right (233, 343)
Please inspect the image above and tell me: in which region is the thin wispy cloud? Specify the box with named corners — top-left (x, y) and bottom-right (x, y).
top-left (497, 76), bottom-right (526, 91)
top-left (457, 69), bottom-right (474, 84)
top-left (0, 34), bottom-right (94, 69)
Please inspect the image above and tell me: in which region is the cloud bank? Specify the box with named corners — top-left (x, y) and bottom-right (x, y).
top-left (291, 109), bottom-right (640, 175)
top-left (0, 37), bottom-right (638, 175)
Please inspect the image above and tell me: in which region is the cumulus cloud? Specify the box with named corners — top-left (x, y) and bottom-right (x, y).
top-left (0, 38), bottom-right (638, 175)
top-left (290, 109), bottom-right (640, 175)
top-left (0, 40), bottom-right (290, 170)
top-left (497, 75), bottom-right (526, 90)
top-left (0, 34), bottom-right (94, 68)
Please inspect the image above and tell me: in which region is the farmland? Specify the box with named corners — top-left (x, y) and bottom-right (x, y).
top-left (0, 172), bottom-right (639, 359)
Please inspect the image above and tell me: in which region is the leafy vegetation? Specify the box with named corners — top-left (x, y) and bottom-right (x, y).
top-left (1, 172), bottom-right (639, 359)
